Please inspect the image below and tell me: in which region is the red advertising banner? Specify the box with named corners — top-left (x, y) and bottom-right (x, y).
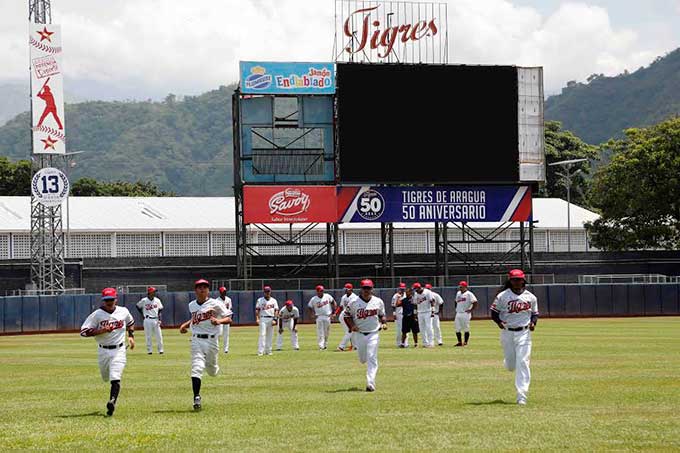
top-left (243, 186), bottom-right (338, 223)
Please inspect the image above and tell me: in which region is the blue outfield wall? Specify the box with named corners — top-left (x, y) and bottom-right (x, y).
top-left (1, 284), bottom-right (679, 334)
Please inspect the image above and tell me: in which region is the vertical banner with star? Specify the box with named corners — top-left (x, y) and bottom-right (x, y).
top-left (30, 23), bottom-right (65, 155)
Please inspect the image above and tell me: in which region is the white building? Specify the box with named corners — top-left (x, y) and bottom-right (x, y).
top-left (0, 196), bottom-right (599, 259)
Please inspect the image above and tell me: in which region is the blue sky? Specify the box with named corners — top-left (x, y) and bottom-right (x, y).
top-left (1, 0), bottom-right (678, 99)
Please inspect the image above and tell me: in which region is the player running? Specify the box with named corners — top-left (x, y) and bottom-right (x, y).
top-left (255, 286), bottom-right (279, 356)
top-left (336, 283), bottom-right (357, 351)
top-left (454, 281), bottom-right (478, 346)
top-left (307, 285), bottom-right (336, 350)
top-left (490, 269), bottom-right (539, 405)
top-left (179, 279), bottom-right (232, 411)
top-left (343, 279), bottom-right (387, 392)
top-left (276, 300), bottom-right (300, 351)
top-left (136, 286), bottom-right (163, 355)
top-left (80, 288), bottom-right (135, 416)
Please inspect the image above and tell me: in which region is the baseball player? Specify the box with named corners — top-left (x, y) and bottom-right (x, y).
top-left (490, 269), bottom-right (539, 405)
top-left (397, 287), bottom-right (419, 348)
top-left (80, 287), bottom-right (135, 416)
top-left (276, 300), bottom-right (300, 351)
top-left (336, 283), bottom-right (357, 351)
top-left (307, 285), bottom-right (336, 350)
top-left (343, 279), bottom-right (387, 392)
top-left (425, 283), bottom-right (444, 346)
top-left (454, 281), bottom-right (478, 346)
top-left (217, 286), bottom-right (233, 353)
top-left (391, 283), bottom-right (408, 347)
top-left (255, 286), bottom-right (279, 356)
top-left (412, 283), bottom-right (435, 347)
top-left (136, 286), bottom-right (164, 355)
top-left (179, 278), bottom-right (232, 411)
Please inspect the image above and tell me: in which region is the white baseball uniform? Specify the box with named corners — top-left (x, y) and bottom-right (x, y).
top-left (136, 296), bottom-right (164, 354)
top-left (413, 288), bottom-right (435, 347)
top-left (80, 306), bottom-right (134, 382)
top-left (344, 295), bottom-right (385, 389)
top-left (217, 295), bottom-right (233, 352)
top-left (277, 306), bottom-right (300, 350)
top-left (391, 291), bottom-right (408, 347)
top-left (455, 290), bottom-right (478, 332)
top-left (490, 288), bottom-right (539, 403)
top-left (430, 290), bottom-right (444, 345)
top-left (188, 298), bottom-right (230, 379)
top-left (308, 293), bottom-right (335, 349)
top-left (338, 292), bottom-right (357, 350)
top-left (256, 296), bottom-right (278, 355)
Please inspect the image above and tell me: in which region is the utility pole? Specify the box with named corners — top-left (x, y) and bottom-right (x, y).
top-left (549, 158), bottom-right (587, 252)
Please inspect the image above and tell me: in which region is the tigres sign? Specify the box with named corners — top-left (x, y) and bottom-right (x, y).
top-left (335, 0), bottom-right (448, 64)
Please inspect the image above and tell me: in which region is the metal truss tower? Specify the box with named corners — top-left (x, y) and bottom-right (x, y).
top-left (29, 0), bottom-right (66, 294)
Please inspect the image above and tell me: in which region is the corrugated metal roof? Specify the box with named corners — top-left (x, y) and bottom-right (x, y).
top-left (0, 196), bottom-right (598, 232)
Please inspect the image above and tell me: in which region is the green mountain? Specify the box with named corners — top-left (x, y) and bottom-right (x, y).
top-left (545, 48), bottom-right (680, 144)
top-left (0, 85), bottom-right (235, 196)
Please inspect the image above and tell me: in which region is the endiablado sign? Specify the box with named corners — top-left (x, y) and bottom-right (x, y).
top-left (240, 61), bottom-right (335, 95)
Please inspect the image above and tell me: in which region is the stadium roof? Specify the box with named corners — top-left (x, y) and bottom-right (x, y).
top-left (0, 197), bottom-right (599, 233)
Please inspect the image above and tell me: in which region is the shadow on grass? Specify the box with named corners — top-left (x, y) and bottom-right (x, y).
top-left (465, 400), bottom-right (514, 406)
top-left (55, 411), bottom-right (104, 418)
top-left (152, 409), bottom-right (199, 414)
top-left (325, 387), bottom-right (363, 393)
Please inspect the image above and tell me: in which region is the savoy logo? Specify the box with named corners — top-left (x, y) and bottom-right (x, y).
top-left (269, 188), bottom-right (311, 216)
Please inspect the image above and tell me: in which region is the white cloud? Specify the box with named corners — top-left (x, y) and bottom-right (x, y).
top-left (0, 0), bottom-right (675, 98)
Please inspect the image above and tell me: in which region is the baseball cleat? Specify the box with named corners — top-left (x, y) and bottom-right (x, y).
top-left (365, 385), bottom-right (375, 392)
top-left (454, 343), bottom-right (463, 347)
top-left (193, 395), bottom-right (202, 411)
top-left (336, 347), bottom-right (345, 351)
top-left (106, 398), bottom-right (116, 416)
top-left (517, 399), bottom-right (527, 406)
top-left (438, 343), bottom-right (443, 346)
top-left (147, 352), bottom-right (152, 355)
top-left (159, 352), bottom-right (164, 355)
top-left (257, 353), bottom-right (263, 356)
top-left (463, 342), bottom-right (468, 346)
top-left (294, 347), bottom-right (300, 351)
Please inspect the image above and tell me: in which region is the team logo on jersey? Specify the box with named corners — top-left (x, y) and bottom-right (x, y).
top-left (356, 308), bottom-right (379, 319)
top-left (269, 188), bottom-right (311, 217)
top-left (316, 299), bottom-right (330, 308)
top-left (191, 310), bottom-right (214, 324)
top-left (508, 300), bottom-right (532, 313)
top-left (100, 319), bottom-right (124, 329)
top-left (144, 304), bottom-right (157, 310)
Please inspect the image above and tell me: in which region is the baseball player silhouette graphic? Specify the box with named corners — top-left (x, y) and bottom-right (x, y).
top-left (36, 81), bottom-right (63, 130)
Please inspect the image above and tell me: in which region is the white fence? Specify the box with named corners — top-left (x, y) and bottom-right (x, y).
top-left (0, 228), bottom-right (593, 259)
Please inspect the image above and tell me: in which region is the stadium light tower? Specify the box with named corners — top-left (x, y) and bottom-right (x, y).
top-left (549, 158), bottom-right (588, 252)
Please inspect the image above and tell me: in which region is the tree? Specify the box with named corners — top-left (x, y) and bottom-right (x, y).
top-left (71, 178), bottom-right (175, 197)
top-left (537, 121), bottom-right (598, 206)
top-left (586, 117), bottom-right (680, 250)
top-left (0, 158), bottom-right (32, 195)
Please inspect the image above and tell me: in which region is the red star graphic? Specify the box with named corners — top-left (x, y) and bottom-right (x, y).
top-left (37, 27), bottom-right (54, 42)
top-left (41, 135), bottom-right (57, 150)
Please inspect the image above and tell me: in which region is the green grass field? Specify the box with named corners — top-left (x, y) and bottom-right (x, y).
top-left (1, 317), bottom-right (679, 452)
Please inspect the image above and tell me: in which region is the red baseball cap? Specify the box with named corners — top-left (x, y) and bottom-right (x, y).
top-left (147, 286), bottom-right (156, 293)
top-left (101, 287), bottom-right (117, 300)
top-left (285, 300), bottom-right (293, 306)
top-left (425, 283), bottom-right (433, 289)
top-left (398, 282), bottom-right (406, 289)
top-left (509, 269), bottom-right (526, 280)
top-left (412, 283), bottom-right (422, 289)
top-left (194, 279), bottom-right (209, 287)
top-left (459, 281), bottom-right (468, 287)
top-left (344, 283), bottom-right (353, 290)
top-left (219, 286), bottom-right (227, 292)
top-left (316, 285), bottom-right (324, 292)
top-left (263, 285), bottom-right (272, 292)
top-left (360, 279), bottom-right (374, 288)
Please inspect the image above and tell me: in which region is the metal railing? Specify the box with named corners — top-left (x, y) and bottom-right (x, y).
top-left (578, 274), bottom-right (680, 284)
top-left (117, 284), bottom-right (169, 294)
top-left (5, 288), bottom-right (87, 296)
top-left (213, 274), bottom-right (556, 291)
